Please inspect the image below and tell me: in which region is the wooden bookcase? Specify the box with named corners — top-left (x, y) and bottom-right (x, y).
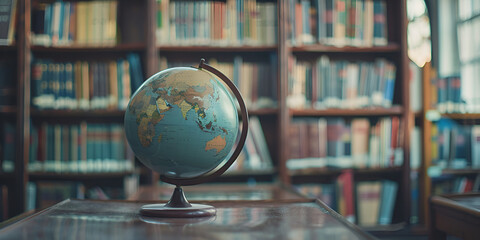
top-left (418, 0), bottom-right (480, 229)
top-left (280, 0), bottom-right (410, 230)
top-left (1, 0), bottom-right (413, 230)
top-left (420, 64), bottom-right (480, 229)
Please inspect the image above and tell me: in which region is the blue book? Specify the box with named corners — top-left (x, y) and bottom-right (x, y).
top-left (373, 0), bottom-right (387, 45)
top-left (233, 55), bottom-right (242, 88)
top-left (378, 180), bottom-right (398, 225)
top-left (301, 0), bottom-right (311, 43)
top-left (31, 60), bottom-right (45, 108)
top-left (383, 62), bottom-right (396, 107)
top-left (127, 53), bottom-right (144, 92)
top-left (57, 2), bottom-right (64, 44)
top-left (52, 64), bottom-right (61, 108)
top-left (58, 63), bottom-right (66, 109)
top-left (64, 63), bottom-right (75, 109)
top-left (116, 59), bottom-right (124, 109)
top-left (44, 4), bottom-right (52, 40)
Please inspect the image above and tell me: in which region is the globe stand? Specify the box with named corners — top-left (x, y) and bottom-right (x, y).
top-left (139, 186), bottom-right (216, 218)
top-left (132, 59), bottom-right (249, 219)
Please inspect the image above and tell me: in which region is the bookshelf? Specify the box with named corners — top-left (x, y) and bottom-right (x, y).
top-left (1, 0), bottom-right (413, 231)
top-left (282, 0), bottom-right (410, 230)
top-left (420, 62), bottom-right (480, 229)
top-left (418, 0), bottom-right (480, 230)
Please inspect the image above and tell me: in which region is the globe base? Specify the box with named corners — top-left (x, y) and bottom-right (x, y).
top-left (139, 186), bottom-right (216, 218)
top-left (140, 203), bottom-right (216, 218)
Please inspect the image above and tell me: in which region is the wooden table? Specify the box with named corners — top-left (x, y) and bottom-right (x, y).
top-left (429, 193), bottom-right (480, 240)
top-left (128, 183), bottom-right (306, 201)
top-left (0, 198), bottom-right (378, 239)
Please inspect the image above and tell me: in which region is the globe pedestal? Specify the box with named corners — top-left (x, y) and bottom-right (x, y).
top-left (125, 59), bottom-right (249, 219)
top-left (139, 187), bottom-right (216, 218)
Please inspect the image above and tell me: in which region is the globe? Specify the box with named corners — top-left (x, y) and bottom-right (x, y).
top-left (124, 65), bottom-right (239, 180)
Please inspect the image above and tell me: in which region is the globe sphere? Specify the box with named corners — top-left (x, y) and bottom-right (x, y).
top-left (124, 67), bottom-right (239, 179)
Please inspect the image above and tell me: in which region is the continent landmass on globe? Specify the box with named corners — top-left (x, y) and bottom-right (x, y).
top-left (128, 70), bottom-right (229, 154)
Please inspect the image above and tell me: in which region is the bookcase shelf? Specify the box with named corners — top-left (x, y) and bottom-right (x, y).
top-left (432, 168), bottom-right (480, 176)
top-left (290, 167), bottom-right (403, 179)
top-left (291, 43), bottom-right (401, 53)
top-left (30, 109), bottom-right (126, 118)
top-left (30, 109), bottom-right (280, 118)
top-left (441, 113), bottom-right (480, 120)
top-left (248, 108), bottom-right (279, 116)
top-left (158, 45), bottom-right (278, 53)
top-left (28, 171), bottom-right (136, 181)
top-left (30, 43), bottom-right (146, 53)
top-left (218, 169), bottom-right (277, 183)
top-left (290, 106), bottom-right (404, 117)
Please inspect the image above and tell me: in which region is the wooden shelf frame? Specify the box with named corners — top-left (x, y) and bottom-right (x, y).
top-left (290, 106), bottom-right (404, 117)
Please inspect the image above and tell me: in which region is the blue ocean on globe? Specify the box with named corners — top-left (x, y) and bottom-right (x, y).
top-left (124, 67), bottom-right (239, 179)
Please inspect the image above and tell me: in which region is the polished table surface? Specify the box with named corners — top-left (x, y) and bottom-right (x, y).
top-left (0, 198), bottom-right (377, 239)
top-left (429, 192), bottom-right (480, 240)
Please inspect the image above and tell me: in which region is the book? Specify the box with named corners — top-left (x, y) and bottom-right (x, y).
top-left (378, 180), bottom-right (398, 225)
top-left (1, 122), bottom-right (14, 172)
top-left (372, 0), bottom-right (387, 46)
top-left (337, 169), bottom-right (355, 222)
top-left (351, 118), bottom-right (370, 168)
top-left (0, 0), bottom-right (17, 45)
top-left (471, 126), bottom-right (480, 168)
top-left (356, 181), bottom-right (382, 226)
top-left (249, 116), bottom-right (273, 169)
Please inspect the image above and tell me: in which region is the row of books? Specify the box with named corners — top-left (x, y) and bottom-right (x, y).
top-left (31, 53), bottom-right (143, 110)
top-left (0, 122), bottom-right (14, 173)
top-left (435, 75), bottom-right (464, 114)
top-left (28, 122), bottom-right (134, 173)
top-left (294, 172), bottom-right (398, 226)
top-left (156, 0), bottom-right (277, 46)
top-left (26, 176), bottom-right (138, 210)
top-left (431, 174), bottom-right (480, 196)
top-left (0, 0), bottom-right (16, 45)
top-left (431, 118), bottom-right (480, 169)
top-left (159, 55), bottom-right (278, 109)
top-left (0, 60), bottom-right (16, 106)
top-left (287, 56), bottom-right (396, 109)
top-left (227, 117), bottom-right (273, 172)
top-left (31, 0), bottom-right (118, 46)
top-left (431, 65), bottom-right (480, 114)
top-left (451, 52), bottom-right (480, 113)
top-left (287, 117), bottom-right (403, 170)
top-left (288, 0), bottom-right (388, 47)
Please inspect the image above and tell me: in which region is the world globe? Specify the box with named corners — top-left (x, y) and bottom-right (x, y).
top-left (124, 65), bottom-right (241, 181)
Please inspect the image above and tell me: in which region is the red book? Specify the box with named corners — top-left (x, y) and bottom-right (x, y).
top-left (337, 169), bottom-right (355, 222)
